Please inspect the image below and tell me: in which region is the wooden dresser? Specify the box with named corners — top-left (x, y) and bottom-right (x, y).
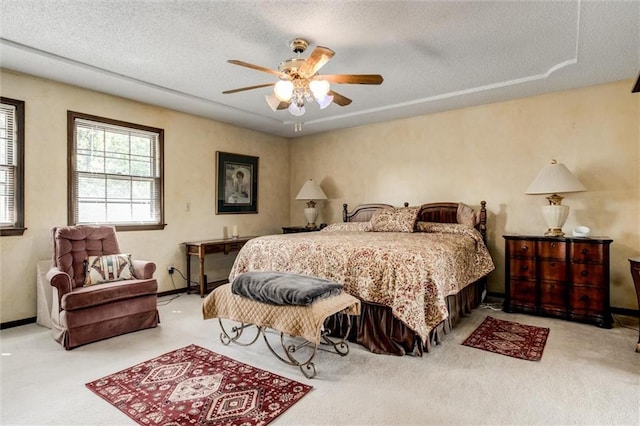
top-left (628, 257), bottom-right (640, 352)
top-left (503, 234), bottom-right (613, 328)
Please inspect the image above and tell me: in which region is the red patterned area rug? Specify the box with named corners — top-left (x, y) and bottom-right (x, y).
top-left (86, 344), bottom-right (312, 425)
top-left (462, 316), bottom-right (550, 361)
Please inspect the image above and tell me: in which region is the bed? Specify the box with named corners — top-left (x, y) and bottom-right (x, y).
top-left (223, 201), bottom-right (494, 356)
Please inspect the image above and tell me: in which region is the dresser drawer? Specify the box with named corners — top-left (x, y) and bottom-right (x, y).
top-left (570, 263), bottom-right (605, 285)
top-left (540, 281), bottom-right (566, 307)
top-left (202, 241), bottom-right (246, 254)
top-left (537, 240), bottom-right (565, 260)
top-left (509, 279), bottom-right (536, 304)
top-left (538, 260), bottom-right (566, 281)
top-left (570, 242), bottom-right (605, 264)
top-left (568, 286), bottom-right (605, 312)
top-left (227, 242), bottom-right (246, 252)
top-left (507, 239), bottom-right (535, 258)
top-left (509, 258), bottom-right (536, 279)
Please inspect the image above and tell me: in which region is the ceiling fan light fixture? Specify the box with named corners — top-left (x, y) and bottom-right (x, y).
top-left (288, 102), bottom-right (305, 116)
top-left (316, 94), bottom-right (334, 109)
top-left (224, 38), bottom-right (383, 120)
top-left (309, 79), bottom-right (330, 99)
top-left (274, 80), bottom-right (293, 102)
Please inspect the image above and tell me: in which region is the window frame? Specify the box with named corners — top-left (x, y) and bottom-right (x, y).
top-left (67, 111), bottom-right (166, 231)
top-left (0, 97), bottom-right (26, 237)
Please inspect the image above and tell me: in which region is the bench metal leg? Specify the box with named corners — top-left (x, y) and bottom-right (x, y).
top-left (218, 320), bottom-right (260, 346)
top-left (217, 312), bottom-right (352, 379)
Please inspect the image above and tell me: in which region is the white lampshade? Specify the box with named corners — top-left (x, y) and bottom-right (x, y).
top-left (309, 79), bottom-right (330, 99)
top-left (295, 179), bottom-right (327, 228)
top-left (316, 95), bottom-right (334, 109)
top-left (274, 80), bottom-right (293, 102)
top-left (288, 102), bottom-right (305, 116)
top-left (264, 93), bottom-right (281, 112)
top-left (525, 160), bottom-right (586, 195)
top-left (296, 179), bottom-right (327, 201)
top-left (526, 160), bottom-right (586, 237)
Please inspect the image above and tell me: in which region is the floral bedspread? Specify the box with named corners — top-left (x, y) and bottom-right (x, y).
top-left (229, 223), bottom-right (495, 344)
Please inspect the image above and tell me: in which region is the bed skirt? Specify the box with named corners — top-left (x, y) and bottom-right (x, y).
top-left (328, 279), bottom-right (485, 356)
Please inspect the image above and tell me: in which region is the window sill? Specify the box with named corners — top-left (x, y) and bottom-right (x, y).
top-left (114, 224), bottom-right (167, 232)
top-left (1, 227), bottom-right (27, 237)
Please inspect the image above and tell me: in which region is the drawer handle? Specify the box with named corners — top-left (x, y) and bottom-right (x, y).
top-left (580, 294), bottom-right (589, 302)
top-left (581, 248), bottom-right (588, 255)
top-left (521, 245), bottom-right (528, 252)
top-left (580, 270), bottom-right (588, 277)
top-left (521, 265), bottom-right (528, 271)
top-left (551, 242), bottom-right (556, 248)
top-left (550, 262), bottom-right (556, 267)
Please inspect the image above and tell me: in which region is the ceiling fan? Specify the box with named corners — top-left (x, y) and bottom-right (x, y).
top-left (222, 38), bottom-right (383, 117)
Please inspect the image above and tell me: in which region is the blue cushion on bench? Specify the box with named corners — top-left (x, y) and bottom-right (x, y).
top-left (231, 271), bottom-right (343, 306)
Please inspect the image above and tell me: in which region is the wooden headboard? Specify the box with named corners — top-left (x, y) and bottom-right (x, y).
top-left (343, 201), bottom-right (488, 242)
top-left (342, 203), bottom-right (394, 223)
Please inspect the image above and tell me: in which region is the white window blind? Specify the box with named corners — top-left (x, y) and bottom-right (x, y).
top-left (72, 117), bottom-right (162, 226)
top-left (0, 103), bottom-right (17, 226)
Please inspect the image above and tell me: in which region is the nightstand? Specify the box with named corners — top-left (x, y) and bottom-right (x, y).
top-left (282, 225), bottom-right (323, 234)
top-left (628, 257), bottom-right (640, 352)
top-left (503, 234), bottom-right (613, 328)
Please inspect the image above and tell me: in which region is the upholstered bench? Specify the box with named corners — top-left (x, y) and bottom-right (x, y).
top-left (202, 272), bottom-right (361, 378)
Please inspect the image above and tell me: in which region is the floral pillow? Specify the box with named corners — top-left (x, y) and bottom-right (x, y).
top-left (416, 221), bottom-right (474, 234)
top-left (321, 222), bottom-right (372, 232)
top-left (369, 207), bottom-right (419, 233)
top-left (84, 253), bottom-right (135, 286)
top-left (457, 202), bottom-right (480, 227)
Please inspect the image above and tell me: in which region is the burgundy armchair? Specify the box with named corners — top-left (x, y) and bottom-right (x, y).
top-left (46, 225), bottom-right (159, 349)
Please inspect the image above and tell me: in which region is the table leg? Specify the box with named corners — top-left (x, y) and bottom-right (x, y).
top-left (629, 259), bottom-right (640, 353)
top-left (186, 250), bottom-right (192, 294)
top-left (199, 249), bottom-right (206, 298)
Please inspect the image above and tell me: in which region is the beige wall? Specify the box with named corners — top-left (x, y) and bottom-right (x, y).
top-left (2, 70), bottom-right (638, 323)
top-left (290, 80), bottom-right (640, 310)
top-left (0, 70), bottom-right (290, 323)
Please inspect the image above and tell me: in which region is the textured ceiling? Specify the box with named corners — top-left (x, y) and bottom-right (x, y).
top-left (1, 1), bottom-right (638, 138)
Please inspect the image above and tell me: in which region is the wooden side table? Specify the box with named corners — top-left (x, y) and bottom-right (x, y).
top-left (184, 237), bottom-right (255, 297)
top-left (282, 226), bottom-right (322, 234)
top-left (628, 257), bottom-right (640, 353)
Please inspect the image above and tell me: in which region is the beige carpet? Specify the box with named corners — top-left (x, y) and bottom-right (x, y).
top-left (1, 294), bottom-right (638, 425)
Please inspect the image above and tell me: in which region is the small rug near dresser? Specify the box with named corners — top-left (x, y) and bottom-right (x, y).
top-left (462, 316), bottom-right (550, 361)
top-left (86, 344), bottom-right (312, 426)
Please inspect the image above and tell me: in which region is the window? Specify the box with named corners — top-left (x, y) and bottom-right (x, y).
top-left (0, 97), bottom-right (25, 237)
top-left (68, 111), bottom-right (165, 231)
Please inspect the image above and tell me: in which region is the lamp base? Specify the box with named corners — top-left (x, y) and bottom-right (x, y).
top-left (544, 228), bottom-right (565, 237)
top-left (540, 204), bottom-right (569, 237)
top-left (304, 207), bottom-right (318, 229)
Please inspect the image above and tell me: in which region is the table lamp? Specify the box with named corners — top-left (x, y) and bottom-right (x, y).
top-left (525, 159), bottom-right (586, 236)
top-left (295, 179), bottom-right (327, 229)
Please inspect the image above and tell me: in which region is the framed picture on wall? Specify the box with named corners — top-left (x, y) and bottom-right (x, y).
top-left (215, 151), bottom-right (259, 214)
